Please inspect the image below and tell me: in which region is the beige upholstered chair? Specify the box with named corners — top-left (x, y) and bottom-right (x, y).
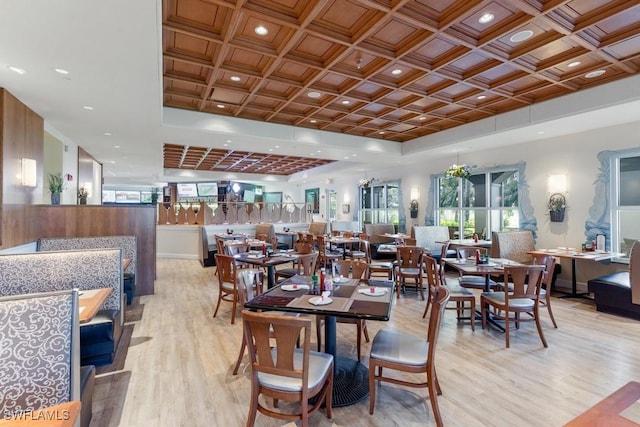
top-left (481, 265), bottom-right (547, 348)
top-left (490, 230), bottom-right (535, 264)
top-left (213, 254), bottom-right (240, 324)
top-left (242, 310), bottom-right (333, 427)
top-left (368, 286), bottom-right (450, 426)
top-left (308, 221), bottom-right (327, 236)
top-left (413, 225), bottom-right (450, 256)
top-left (0, 290), bottom-right (80, 418)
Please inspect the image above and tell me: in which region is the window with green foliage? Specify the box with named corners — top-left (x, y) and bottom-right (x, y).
top-left (360, 182), bottom-right (399, 227)
top-left (438, 169), bottom-right (519, 239)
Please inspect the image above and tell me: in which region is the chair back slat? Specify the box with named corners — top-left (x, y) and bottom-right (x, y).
top-left (396, 246), bottom-right (424, 268)
top-left (334, 259), bottom-right (369, 279)
top-left (215, 254), bottom-right (237, 283)
top-left (296, 252), bottom-right (318, 275)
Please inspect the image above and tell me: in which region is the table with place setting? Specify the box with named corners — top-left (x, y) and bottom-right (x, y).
top-left (328, 235), bottom-right (362, 259)
top-left (234, 250), bottom-right (299, 289)
top-left (244, 275), bottom-right (393, 407)
top-left (528, 247), bottom-right (625, 299)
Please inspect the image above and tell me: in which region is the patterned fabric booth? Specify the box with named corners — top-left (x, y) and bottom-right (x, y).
top-left (38, 235), bottom-right (137, 305)
top-left (490, 231), bottom-right (536, 264)
top-left (412, 226), bottom-right (454, 261)
top-left (0, 249), bottom-right (124, 367)
top-left (0, 290), bottom-right (94, 427)
top-left (364, 224), bottom-right (396, 259)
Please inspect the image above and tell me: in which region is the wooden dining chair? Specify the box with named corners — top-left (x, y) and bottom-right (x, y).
top-left (368, 286), bottom-right (450, 427)
top-left (316, 259), bottom-right (370, 361)
top-left (362, 239), bottom-right (393, 280)
top-left (213, 254), bottom-right (240, 324)
top-left (423, 255), bottom-right (475, 331)
top-left (534, 255), bottom-right (559, 328)
top-left (316, 235), bottom-right (341, 270)
top-left (480, 265), bottom-right (547, 348)
top-left (274, 243), bottom-right (315, 282)
top-left (232, 269), bottom-right (265, 375)
top-left (242, 310), bottom-right (333, 427)
top-left (395, 246), bottom-right (425, 299)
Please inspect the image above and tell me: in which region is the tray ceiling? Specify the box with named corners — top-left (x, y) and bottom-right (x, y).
top-left (162, 0), bottom-right (640, 174)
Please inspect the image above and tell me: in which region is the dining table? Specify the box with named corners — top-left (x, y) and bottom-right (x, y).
top-left (528, 248), bottom-right (625, 299)
top-left (244, 276), bottom-right (393, 407)
top-left (329, 236), bottom-right (362, 259)
top-left (234, 251), bottom-right (299, 289)
top-left (79, 288), bottom-right (112, 323)
top-left (443, 257), bottom-right (521, 331)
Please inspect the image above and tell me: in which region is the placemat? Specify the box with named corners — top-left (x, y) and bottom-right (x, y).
top-left (286, 295), bottom-right (353, 312)
top-left (352, 286), bottom-right (392, 303)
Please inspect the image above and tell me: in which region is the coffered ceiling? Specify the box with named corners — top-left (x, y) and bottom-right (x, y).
top-left (162, 0), bottom-right (640, 175)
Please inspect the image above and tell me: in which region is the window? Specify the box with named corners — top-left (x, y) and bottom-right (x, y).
top-left (360, 182), bottom-right (399, 227)
top-left (612, 153), bottom-right (640, 257)
top-left (437, 169), bottom-right (519, 239)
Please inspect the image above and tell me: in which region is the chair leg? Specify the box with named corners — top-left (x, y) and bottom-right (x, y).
top-left (316, 316), bottom-right (323, 352)
top-left (534, 306), bottom-right (548, 348)
top-left (232, 334), bottom-right (246, 375)
top-left (505, 310), bottom-right (510, 348)
top-left (427, 370), bottom-right (444, 427)
top-left (469, 299), bottom-right (475, 331)
top-left (546, 298), bottom-right (558, 328)
top-left (481, 301), bottom-right (487, 329)
top-left (325, 367), bottom-right (333, 419)
top-left (213, 288), bottom-right (223, 318)
top-left (356, 322), bottom-right (362, 362)
top-left (362, 320), bottom-right (370, 342)
top-left (368, 360), bottom-right (377, 414)
top-left (230, 293), bottom-right (237, 325)
top-left (246, 380), bottom-right (259, 427)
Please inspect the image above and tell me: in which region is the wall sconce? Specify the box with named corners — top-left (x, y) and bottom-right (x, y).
top-left (21, 158), bottom-right (37, 187)
top-left (410, 187), bottom-right (419, 201)
top-left (342, 204), bottom-right (350, 214)
top-left (548, 174), bottom-right (567, 194)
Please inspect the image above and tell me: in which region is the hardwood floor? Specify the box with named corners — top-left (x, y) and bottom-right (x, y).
top-left (90, 259), bottom-right (640, 426)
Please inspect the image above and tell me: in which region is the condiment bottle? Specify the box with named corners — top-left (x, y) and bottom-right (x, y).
top-left (475, 249), bottom-right (481, 264)
top-left (319, 268), bottom-right (326, 292)
top-left (262, 244), bottom-right (267, 256)
top-left (473, 233), bottom-right (478, 243)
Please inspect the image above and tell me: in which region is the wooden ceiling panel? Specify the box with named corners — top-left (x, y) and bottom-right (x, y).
top-left (163, 0), bottom-right (640, 175)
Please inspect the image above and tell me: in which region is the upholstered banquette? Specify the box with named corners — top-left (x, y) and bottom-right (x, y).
top-left (38, 235), bottom-right (137, 306)
top-left (0, 249), bottom-right (124, 367)
top-left (588, 240), bottom-right (640, 320)
top-left (0, 289), bottom-right (94, 427)
top-left (364, 224), bottom-right (396, 259)
top-left (308, 221), bottom-right (328, 236)
top-left (490, 230), bottom-right (536, 264)
top-left (412, 226), bottom-right (455, 261)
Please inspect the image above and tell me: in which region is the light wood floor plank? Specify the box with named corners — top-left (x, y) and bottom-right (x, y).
top-left (90, 259), bottom-right (640, 426)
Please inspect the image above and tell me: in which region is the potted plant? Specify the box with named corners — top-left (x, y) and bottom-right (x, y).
top-left (445, 164), bottom-right (471, 178)
top-left (78, 187), bottom-right (89, 205)
top-left (548, 193), bottom-right (566, 222)
top-left (410, 199), bottom-right (419, 218)
top-left (48, 173), bottom-right (64, 205)
top-left (150, 187), bottom-right (159, 205)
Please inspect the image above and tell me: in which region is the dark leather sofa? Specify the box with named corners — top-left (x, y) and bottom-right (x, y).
top-left (588, 240), bottom-right (640, 320)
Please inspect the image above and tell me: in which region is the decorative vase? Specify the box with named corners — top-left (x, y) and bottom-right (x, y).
top-left (550, 208), bottom-right (565, 222)
top-left (51, 193), bottom-right (61, 205)
top-left (410, 209), bottom-right (418, 219)
top-left (79, 198), bottom-right (87, 205)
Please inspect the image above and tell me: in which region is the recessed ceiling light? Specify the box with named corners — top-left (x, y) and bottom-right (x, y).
top-left (230, 75), bottom-right (241, 82)
top-left (419, 116), bottom-right (426, 121)
top-left (217, 104), bottom-right (225, 108)
top-left (391, 68), bottom-right (402, 75)
top-left (83, 106), bottom-right (94, 110)
top-left (55, 68), bottom-right (69, 75)
top-left (113, 145), bottom-right (120, 148)
top-left (352, 154), bottom-right (356, 157)
top-left (269, 148), bottom-right (273, 152)
top-left (379, 131), bottom-right (385, 135)
top-left (567, 61), bottom-right (581, 68)
top-left (309, 153), bottom-right (314, 156)
top-left (510, 30), bottom-right (533, 43)
top-left (104, 132), bottom-right (112, 136)
top-left (226, 140), bottom-right (231, 143)
top-left (310, 119), bottom-right (317, 123)
top-left (317, 150), bottom-right (322, 153)
top-left (341, 100), bottom-right (350, 105)
top-left (478, 13), bottom-right (495, 24)
top-left (585, 69), bottom-right (606, 78)
top-left (307, 91), bottom-right (321, 99)
top-left (223, 143), bottom-right (229, 147)
top-left (274, 145), bottom-right (279, 148)
top-left (344, 156), bottom-right (349, 159)
top-left (537, 131), bottom-right (545, 135)
top-left (8, 66), bottom-right (25, 75)
top-left (477, 95), bottom-right (487, 100)
top-left (254, 25), bottom-right (268, 36)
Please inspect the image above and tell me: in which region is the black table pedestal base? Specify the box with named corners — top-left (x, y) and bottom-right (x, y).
top-left (311, 356), bottom-right (369, 408)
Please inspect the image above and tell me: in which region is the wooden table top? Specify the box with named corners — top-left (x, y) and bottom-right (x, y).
top-left (79, 288), bottom-right (112, 323)
top-left (0, 401), bottom-right (80, 427)
top-left (565, 381), bottom-right (640, 426)
top-left (528, 249), bottom-right (625, 261)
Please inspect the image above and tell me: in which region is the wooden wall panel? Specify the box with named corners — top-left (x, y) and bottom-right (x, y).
top-left (38, 205), bottom-right (157, 295)
top-left (0, 89), bottom-right (44, 249)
